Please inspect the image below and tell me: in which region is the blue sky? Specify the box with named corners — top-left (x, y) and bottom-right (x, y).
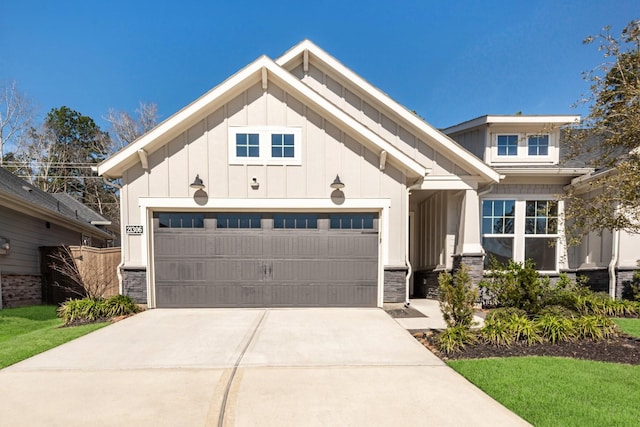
top-left (1, 1), bottom-right (636, 140)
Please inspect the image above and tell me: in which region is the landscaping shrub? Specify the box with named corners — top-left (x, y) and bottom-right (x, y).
top-left (102, 295), bottom-right (140, 317)
top-left (58, 295), bottom-right (139, 326)
top-left (505, 314), bottom-right (542, 345)
top-left (480, 258), bottom-right (550, 314)
top-left (437, 325), bottom-right (477, 354)
top-left (438, 265), bottom-right (478, 328)
top-left (485, 307), bottom-right (527, 322)
top-left (538, 304), bottom-right (577, 318)
top-left (535, 314), bottom-right (576, 344)
top-left (480, 317), bottom-right (514, 346)
top-left (573, 315), bottom-right (617, 340)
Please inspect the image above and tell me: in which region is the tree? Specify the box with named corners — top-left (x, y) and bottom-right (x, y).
top-left (563, 20), bottom-right (640, 243)
top-left (16, 106), bottom-right (119, 221)
top-left (105, 101), bottom-right (158, 151)
top-left (0, 81), bottom-right (34, 165)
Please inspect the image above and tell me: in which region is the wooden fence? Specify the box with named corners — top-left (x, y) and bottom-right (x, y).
top-left (41, 246), bottom-right (121, 304)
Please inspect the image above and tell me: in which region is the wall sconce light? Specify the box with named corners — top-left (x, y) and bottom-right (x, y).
top-left (190, 174), bottom-right (205, 190)
top-left (330, 174), bottom-right (345, 189)
top-left (0, 237), bottom-right (10, 255)
top-left (251, 177), bottom-right (260, 190)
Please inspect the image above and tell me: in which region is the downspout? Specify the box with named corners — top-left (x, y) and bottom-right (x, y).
top-left (608, 203), bottom-right (620, 299)
top-left (405, 177), bottom-right (425, 306)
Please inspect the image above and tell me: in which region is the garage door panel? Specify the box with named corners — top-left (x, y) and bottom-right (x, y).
top-left (154, 212), bottom-right (379, 308)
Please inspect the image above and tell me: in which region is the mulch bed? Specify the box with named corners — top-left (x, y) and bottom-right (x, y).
top-left (412, 329), bottom-right (640, 365)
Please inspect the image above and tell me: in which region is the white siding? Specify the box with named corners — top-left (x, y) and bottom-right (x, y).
top-left (121, 82), bottom-right (409, 267)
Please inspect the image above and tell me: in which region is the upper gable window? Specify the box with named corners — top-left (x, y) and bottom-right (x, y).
top-left (497, 135), bottom-right (518, 156)
top-left (229, 127), bottom-right (301, 165)
top-left (527, 135), bottom-right (549, 156)
top-left (491, 133), bottom-right (554, 164)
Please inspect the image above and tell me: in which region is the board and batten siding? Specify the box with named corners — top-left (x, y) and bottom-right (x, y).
top-left (290, 62), bottom-right (476, 178)
top-left (120, 81), bottom-right (408, 267)
top-left (0, 205), bottom-right (82, 275)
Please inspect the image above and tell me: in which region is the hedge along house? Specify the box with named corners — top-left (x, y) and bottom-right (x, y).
top-left (97, 40), bottom-right (499, 308)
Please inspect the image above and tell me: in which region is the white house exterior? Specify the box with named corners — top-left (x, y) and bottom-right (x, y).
top-left (98, 40), bottom-right (638, 308)
top-left (443, 115), bottom-right (640, 299)
top-left (97, 40), bottom-right (499, 308)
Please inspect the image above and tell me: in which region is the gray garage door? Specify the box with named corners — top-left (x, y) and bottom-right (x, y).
top-left (153, 212), bottom-right (378, 308)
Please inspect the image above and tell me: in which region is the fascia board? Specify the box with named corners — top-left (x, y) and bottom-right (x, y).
top-left (444, 115), bottom-right (581, 134)
top-left (0, 191), bottom-right (112, 240)
top-left (276, 41), bottom-right (500, 183)
top-left (495, 167), bottom-right (594, 176)
top-left (97, 57), bottom-right (269, 178)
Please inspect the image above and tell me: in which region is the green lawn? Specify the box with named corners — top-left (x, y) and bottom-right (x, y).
top-left (449, 357), bottom-right (640, 427)
top-left (614, 318), bottom-right (640, 338)
top-left (0, 305), bottom-right (108, 369)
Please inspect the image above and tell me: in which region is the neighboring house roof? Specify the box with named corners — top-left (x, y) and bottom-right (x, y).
top-left (0, 167), bottom-right (113, 240)
top-left (276, 40), bottom-right (500, 183)
top-left (97, 40), bottom-right (500, 183)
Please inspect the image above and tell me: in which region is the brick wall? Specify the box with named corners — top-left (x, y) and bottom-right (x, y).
top-left (1, 274), bottom-right (42, 308)
top-left (122, 268), bottom-right (147, 304)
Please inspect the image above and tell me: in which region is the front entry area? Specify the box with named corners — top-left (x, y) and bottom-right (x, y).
top-left (152, 212), bottom-right (379, 307)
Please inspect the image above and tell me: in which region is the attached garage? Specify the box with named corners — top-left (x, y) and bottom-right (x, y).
top-left (152, 212), bottom-right (379, 307)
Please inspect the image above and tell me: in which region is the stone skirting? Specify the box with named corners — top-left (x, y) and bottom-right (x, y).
top-left (121, 267), bottom-right (147, 304)
top-left (452, 253), bottom-right (485, 287)
top-left (413, 268), bottom-right (446, 299)
top-left (1, 274), bottom-right (42, 308)
top-left (383, 267), bottom-right (407, 303)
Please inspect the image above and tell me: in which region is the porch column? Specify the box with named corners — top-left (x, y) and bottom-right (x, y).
top-left (453, 189), bottom-right (485, 286)
top-left (456, 189), bottom-right (483, 255)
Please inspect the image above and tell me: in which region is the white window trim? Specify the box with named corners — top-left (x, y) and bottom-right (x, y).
top-left (481, 196), bottom-right (565, 273)
top-left (228, 126), bottom-right (302, 165)
top-left (490, 132), bottom-right (557, 165)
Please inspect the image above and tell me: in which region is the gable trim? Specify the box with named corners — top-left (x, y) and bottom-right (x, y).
top-left (276, 40), bottom-right (500, 183)
top-left (98, 56), bottom-right (429, 179)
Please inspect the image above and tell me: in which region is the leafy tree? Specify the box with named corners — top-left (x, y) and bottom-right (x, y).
top-left (17, 106), bottom-right (119, 221)
top-left (563, 21), bottom-right (640, 242)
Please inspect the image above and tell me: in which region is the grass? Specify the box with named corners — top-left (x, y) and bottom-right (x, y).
top-left (448, 357), bottom-right (640, 427)
top-left (0, 305), bottom-right (108, 369)
top-left (613, 318), bottom-right (640, 338)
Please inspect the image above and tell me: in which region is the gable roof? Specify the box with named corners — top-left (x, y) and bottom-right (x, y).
top-left (276, 40), bottom-right (500, 183)
top-left (0, 167), bottom-right (112, 239)
top-left (97, 55), bottom-right (429, 179)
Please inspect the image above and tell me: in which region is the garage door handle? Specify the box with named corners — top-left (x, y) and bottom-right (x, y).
top-left (262, 264), bottom-right (267, 279)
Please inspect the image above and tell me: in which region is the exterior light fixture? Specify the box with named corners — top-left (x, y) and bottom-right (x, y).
top-left (330, 174), bottom-right (345, 189)
top-left (190, 174), bottom-right (205, 190)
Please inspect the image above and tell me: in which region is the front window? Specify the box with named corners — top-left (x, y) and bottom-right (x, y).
top-left (527, 135), bottom-right (549, 156)
top-left (482, 199), bottom-right (559, 271)
top-left (497, 135), bottom-right (518, 156)
top-left (524, 201), bottom-right (558, 270)
top-left (482, 200), bottom-right (515, 265)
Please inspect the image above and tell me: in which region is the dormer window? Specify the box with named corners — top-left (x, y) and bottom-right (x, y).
top-left (497, 135), bottom-right (518, 156)
top-left (527, 135), bottom-right (549, 156)
top-left (490, 132), bottom-right (555, 164)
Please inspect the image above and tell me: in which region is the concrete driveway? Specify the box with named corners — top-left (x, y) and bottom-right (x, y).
top-left (0, 308), bottom-right (528, 426)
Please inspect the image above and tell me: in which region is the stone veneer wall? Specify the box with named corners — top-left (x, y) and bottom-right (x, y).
top-left (617, 268), bottom-right (637, 300)
top-left (121, 267), bottom-right (147, 304)
top-left (384, 268), bottom-right (407, 303)
top-left (413, 268), bottom-right (446, 299)
top-left (1, 274), bottom-right (42, 308)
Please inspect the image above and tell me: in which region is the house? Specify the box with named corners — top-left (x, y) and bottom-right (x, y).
top-left (442, 116), bottom-right (640, 299)
top-left (0, 167), bottom-right (116, 308)
top-left (97, 40), bottom-right (637, 309)
top-left (97, 39), bottom-right (501, 308)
